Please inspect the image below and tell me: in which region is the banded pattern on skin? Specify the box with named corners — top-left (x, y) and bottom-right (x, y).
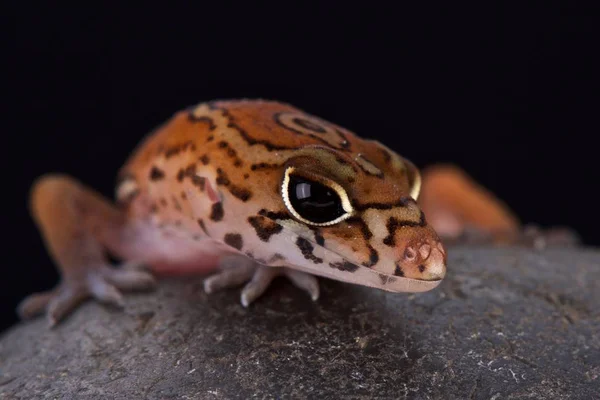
top-left (115, 99), bottom-right (442, 287)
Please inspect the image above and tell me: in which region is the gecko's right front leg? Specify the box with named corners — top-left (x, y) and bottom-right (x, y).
top-left (18, 174), bottom-right (157, 327)
top-left (204, 254), bottom-right (320, 307)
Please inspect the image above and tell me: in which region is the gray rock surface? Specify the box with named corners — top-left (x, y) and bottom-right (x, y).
top-left (1, 245), bottom-right (599, 399)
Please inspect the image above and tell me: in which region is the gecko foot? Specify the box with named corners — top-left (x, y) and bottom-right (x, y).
top-left (17, 261), bottom-right (157, 327)
top-left (203, 255), bottom-right (319, 307)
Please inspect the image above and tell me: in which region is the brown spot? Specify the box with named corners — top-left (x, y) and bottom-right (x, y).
top-left (313, 230), bottom-right (325, 246)
top-left (383, 217), bottom-right (399, 247)
top-left (258, 209), bottom-right (291, 221)
top-left (188, 114), bottom-right (216, 130)
top-left (329, 261), bottom-right (359, 272)
top-left (216, 141), bottom-right (243, 167)
top-left (160, 198), bottom-right (168, 207)
top-left (345, 217), bottom-right (373, 240)
top-left (394, 265), bottom-right (405, 277)
top-left (383, 214), bottom-right (427, 246)
top-left (165, 147), bottom-right (181, 158)
top-left (224, 233), bottom-right (243, 250)
top-left (183, 163), bottom-right (197, 176)
top-left (269, 253), bottom-right (286, 263)
top-left (418, 265), bottom-right (426, 273)
top-left (215, 168), bottom-right (251, 201)
top-left (163, 141), bottom-right (194, 159)
top-left (191, 175), bottom-right (206, 191)
top-left (229, 185), bottom-right (252, 202)
top-left (181, 191), bottom-right (187, 200)
top-left (248, 216), bottom-right (283, 242)
top-left (251, 162), bottom-right (281, 171)
top-left (210, 203), bottom-right (224, 221)
top-left (176, 169), bottom-right (185, 182)
top-left (243, 173), bottom-right (250, 179)
top-left (362, 246), bottom-right (379, 268)
top-left (200, 154), bottom-right (210, 165)
top-left (198, 219), bottom-right (208, 235)
top-left (226, 120), bottom-right (295, 151)
top-left (149, 166), bottom-right (165, 181)
top-left (379, 274), bottom-right (389, 285)
top-left (296, 237), bottom-right (323, 264)
top-left (378, 274), bottom-right (398, 285)
top-left (354, 196), bottom-right (418, 212)
top-left (216, 168), bottom-right (230, 186)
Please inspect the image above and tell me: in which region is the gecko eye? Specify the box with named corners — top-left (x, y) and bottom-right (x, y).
top-left (282, 168), bottom-right (353, 226)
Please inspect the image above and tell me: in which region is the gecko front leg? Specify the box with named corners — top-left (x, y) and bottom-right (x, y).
top-left (204, 254), bottom-right (320, 307)
top-left (18, 174), bottom-right (157, 326)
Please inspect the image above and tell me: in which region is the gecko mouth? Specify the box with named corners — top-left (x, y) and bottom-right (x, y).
top-left (269, 219), bottom-right (445, 293)
top-left (292, 234), bottom-right (445, 293)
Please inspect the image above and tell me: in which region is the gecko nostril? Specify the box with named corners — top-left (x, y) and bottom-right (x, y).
top-left (419, 243), bottom-right (431, 259)
top-left (404, 247), bottom-right (416, 261)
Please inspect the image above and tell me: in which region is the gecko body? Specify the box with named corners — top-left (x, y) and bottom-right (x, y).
top-left (19, 100), bottom-right (474, 325)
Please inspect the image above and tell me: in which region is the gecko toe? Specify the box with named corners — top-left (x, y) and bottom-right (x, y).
top-left (88, 275), bottom-right (125, 308)
top-left (19, 261), bottom-right (157, 327)
top-left (17, 290), bottom-right (56, 320)
top-left (46, 286), bottom-right (88, 328)
top-left (284, 269), bottom-right (320, 301)
top-left (204, 256), bottom-right (322, 307)
top-left (203, 262), bottom-right (256, 294)
top-left (103, 267), bottom-right (157, 291)
top-left (240, 267), bottom-right (280, 307)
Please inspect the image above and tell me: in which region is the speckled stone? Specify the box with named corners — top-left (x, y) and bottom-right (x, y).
top-left (1, 246), bottom-right (599, 399)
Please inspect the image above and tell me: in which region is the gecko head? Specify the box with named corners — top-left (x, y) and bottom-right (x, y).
top-left (274, 143), bottom-right (447, 293)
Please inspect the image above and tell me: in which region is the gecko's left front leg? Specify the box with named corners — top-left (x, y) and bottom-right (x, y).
top-left (18, 174), bottom-right (157, 326)
top-left (204, 254), bottom-right (320, 307)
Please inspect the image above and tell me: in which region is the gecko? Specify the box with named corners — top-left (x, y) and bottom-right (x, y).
top-left (18, 99), bottom-right (579, 327)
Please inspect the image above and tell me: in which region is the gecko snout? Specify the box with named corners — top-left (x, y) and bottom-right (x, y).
top-left (397, 235), bottom-right (447, 281)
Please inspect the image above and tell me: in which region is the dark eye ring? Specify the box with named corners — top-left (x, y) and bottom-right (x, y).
top-left (282, 167), bottom-right (353, 226)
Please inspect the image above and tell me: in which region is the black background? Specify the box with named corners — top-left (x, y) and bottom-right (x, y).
top-left (4, 3), bottom-right (598, 333)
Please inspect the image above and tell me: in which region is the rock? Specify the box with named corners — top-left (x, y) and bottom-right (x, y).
top-left (1, 246), bottom-right (599, 399)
